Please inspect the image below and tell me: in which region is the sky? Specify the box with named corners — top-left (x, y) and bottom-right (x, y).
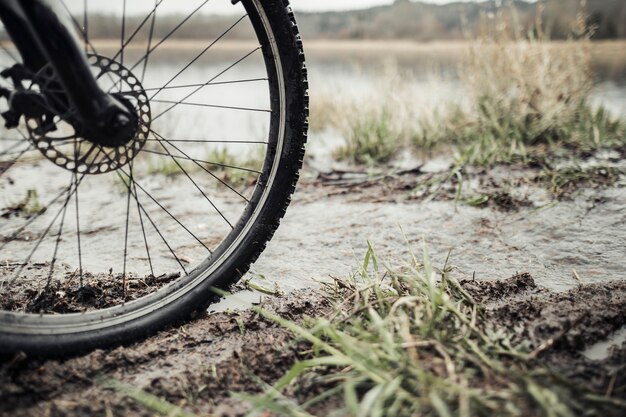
top-left (64, 0), bottom-right (488, 16)
top-left (293, 0), bottom-right (453, 12)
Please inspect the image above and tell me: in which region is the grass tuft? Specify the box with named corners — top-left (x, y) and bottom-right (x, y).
top-left (311, 10), bottom-right (625, 172)
top-left (416, 9), bottom-right (625, 166)
top-left (333, 107), bottom-right (401, 165)
top-left (2, 189), bottom-right (44, 217)
top-left (146, 158), bottom-right (182, 178)
top-left (204, 148), bottom-right (263, 187)
top-left (139, 147), bottom-right (263, 189)
top-left (244, 244), bottom-right (625, 417)
top-left (22, 189), bottom-right (43, 216)
top-left (539, 164), bottom-right (624, 198)
top-left (313, 63), bottom-right (417, 166)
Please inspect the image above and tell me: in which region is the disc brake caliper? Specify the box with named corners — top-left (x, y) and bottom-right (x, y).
top-left (1, 64), bottom-right (56, 134)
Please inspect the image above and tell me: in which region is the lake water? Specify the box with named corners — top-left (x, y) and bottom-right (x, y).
top-left (303, 41), bottom-right (626, 116)
top-left (0, 40), bottom-right (625, 293)
top-left (2, 41), bottom-right (625, 149)
top-left (124, 41), bottom-right (626, 147)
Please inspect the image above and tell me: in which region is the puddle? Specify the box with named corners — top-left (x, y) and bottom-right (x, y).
top-left (248, 183), bottom-right (626, 294)
top-left (583, 326), bottom-right (626, 361)
top-left (210, 290), bottom-right (263, 313)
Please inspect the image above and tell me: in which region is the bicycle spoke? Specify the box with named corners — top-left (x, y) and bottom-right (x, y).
top-left (134, 182), bottom-right (212, 253)
top-left (58, 0), bottom-right (120, 86)
top-left (150, 130), bottom-right (254, 202)
top-left (0, 133), bottom-right (34, 167)
top-left (120, 78), bottom-right (269, 96)
top-left (129, 0), bottom-right (211, 73)
top-left (0, 146), bottom-right (35, 161)
top-left (141, 148), bottom-right (261, 175)
top-left (152, 47), bottom-right (262, 121)
top-left (7, 174), bottom-right (85, 287)
top-left (46, 174), bottom-right (73, 289)
top-left (140, 0), bottom-right (159, 84)
top-left (153, 139), bottom-right (235, 229)
top-left (71, 141), bottom-right (83, 287)
top-left (121, 0), bottom-right (127, 68)
top-left (59, 0), bottom-right (93, 55)
top-left (0, 144), bottom-right (35, 178)
top-left (145, 139), bottom-right (268, 145)
top-left (147, 14), bottom-right (249, 100)
top-left (110, 0), bottom-right (167, 64)
top-left (134, 187), bottom-right (187, 275)
top-left (151, 99), bottom-right (270, 113)
top-left (122, 161), bottom-right (134, 291)
top-left (105, 158), bottom-right (212, 255)
top-left (83, 0), bottom-right (88, 52)
top-left (133, 176), bottom-right (154, 277)
top-left (114, 169), bottom-right (188, 274)
top-left (0, 149), bottom-right (34, 159)
top-left (73, 171), bottom-right (84, 287)
top-left (1, 147), bottom-right (100, 287)
top-left (0, 141), bottom-right (32, 159)
top-left (0, 184), bottom-right (70, 252)
top-left (107, 0), bottom-right (215, 95)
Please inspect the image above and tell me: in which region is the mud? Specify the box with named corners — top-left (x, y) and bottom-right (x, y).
top-left (489, 281), bottom-right (626, 398)
top-left (462, 274), bottom-right (626, 398)
top-left (1, 157), bottom-right (625, 415)
top-left (0, 290), bottom-right (331, 417)
top-left (0, 264), bottom-right (180, 313)
top-left (1, 275), bottom-right (626, 416)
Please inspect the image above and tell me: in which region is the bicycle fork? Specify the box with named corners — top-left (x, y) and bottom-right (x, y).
top-left (0, 0), bottom-right (137, 147)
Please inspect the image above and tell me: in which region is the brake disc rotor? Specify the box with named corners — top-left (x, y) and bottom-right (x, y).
top-left (26, 54), bottom-right (151, 175)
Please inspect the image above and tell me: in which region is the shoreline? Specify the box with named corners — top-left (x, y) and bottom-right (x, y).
top-left (0, 40), bottom-right (623, 68)
top-left (2, 38), bottom-right (625, 50)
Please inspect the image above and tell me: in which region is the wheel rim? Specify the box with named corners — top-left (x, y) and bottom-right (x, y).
top-left (0, 0), bottom-right (286, 332)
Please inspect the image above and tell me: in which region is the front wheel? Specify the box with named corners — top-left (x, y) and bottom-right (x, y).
top-left (0, 0), bottom-right (308, 356)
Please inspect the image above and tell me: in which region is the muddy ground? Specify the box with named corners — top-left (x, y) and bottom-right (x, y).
top-left (1, 275), bottom-right (626, 417)
top-left (1, 163), bottom-right (625, 416)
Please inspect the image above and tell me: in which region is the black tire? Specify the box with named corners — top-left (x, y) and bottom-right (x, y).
top-left (0, 0), bottom-right (308, 357)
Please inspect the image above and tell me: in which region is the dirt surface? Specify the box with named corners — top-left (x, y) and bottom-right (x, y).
top-left (0, 162), bottom-right (625, 416)
top-left (247, 160), bottom-right (626, 295)
top-left (466, 275), bottom-right (626, 398)
top-left (4, 161), bottom-right (624, 314)
top-left (0, 290), bottom-right (331, 417)
top-left (0, 262), bottom-right (180, 313)
top-left (1, 275), bottom-right (626, 417)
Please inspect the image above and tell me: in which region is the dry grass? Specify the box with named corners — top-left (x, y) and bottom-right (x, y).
top-left (416, 7), bottom-right (626, 166)
top-left (309, 11), bottom-right (625, 169)
top-left (310, 62), bottom-right (425, 165)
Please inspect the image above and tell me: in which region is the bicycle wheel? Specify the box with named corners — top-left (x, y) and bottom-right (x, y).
top-left (0, 0), bottom-right (308, 356)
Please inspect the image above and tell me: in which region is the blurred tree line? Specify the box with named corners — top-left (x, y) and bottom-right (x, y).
top-left (1, 0), bottom-right (623, 42)
top-left (297, 0), bottom-right (626, 41)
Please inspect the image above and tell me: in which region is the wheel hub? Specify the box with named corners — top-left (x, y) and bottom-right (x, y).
top-left (26, 55), bottom-right (151, 175)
